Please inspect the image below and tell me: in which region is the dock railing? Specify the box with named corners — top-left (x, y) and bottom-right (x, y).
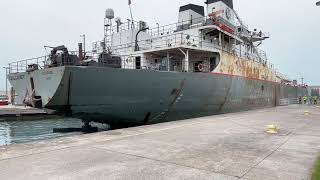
top-left (279, 98), bottom-right (300, 106)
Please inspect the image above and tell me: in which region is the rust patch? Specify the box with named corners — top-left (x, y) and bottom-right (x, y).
top-left (217, 51), bottom-right (277, 82)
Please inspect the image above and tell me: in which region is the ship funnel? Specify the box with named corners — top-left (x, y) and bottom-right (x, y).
top-left (177, 4), bottom-right (204, 31)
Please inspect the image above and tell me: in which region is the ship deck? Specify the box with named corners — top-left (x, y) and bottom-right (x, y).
top-left (0, 105), bottom-right (320, 180)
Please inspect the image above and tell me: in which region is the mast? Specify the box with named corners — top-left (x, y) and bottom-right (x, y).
top-left (105, 9), bottom-right (115, 53)
top-left (128, 0), bottom-right (135, 28)
top-left (128, 0), bottom-right (135, 52)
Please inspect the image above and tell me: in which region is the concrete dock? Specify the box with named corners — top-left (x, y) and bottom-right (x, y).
top-left (0, 105), bottom-right (52, 120)
top-left (0, 105), bottom-right (320, 180)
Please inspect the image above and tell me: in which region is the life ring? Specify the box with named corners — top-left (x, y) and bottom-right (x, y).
top-left (198, 63), bottom-right (204, 71)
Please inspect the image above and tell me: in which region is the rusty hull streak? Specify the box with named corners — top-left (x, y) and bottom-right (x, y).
top-left (215, 51), bottom-right (278, 83)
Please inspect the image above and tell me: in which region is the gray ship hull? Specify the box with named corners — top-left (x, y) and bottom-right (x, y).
top-left (10, 66), bottom-right (306, 125)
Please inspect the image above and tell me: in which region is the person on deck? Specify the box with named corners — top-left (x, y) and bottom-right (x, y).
top-left (313, 96), bottom-right (318, 105)
top-left (299, 96), bottom-right (302, 104)
top-left (303, 95), bottom-right (307, 104)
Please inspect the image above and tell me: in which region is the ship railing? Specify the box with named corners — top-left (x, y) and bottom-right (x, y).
top-left (146, 15), bottom-right (247, 38)
top-left (8, 56), bottom-right (48, 74)
top-left (106, 16), bottom-right (274, 68)
top-left (231, 45), bottom-right (274, 70)
top-left (7, 51), bottom-right (93, 74)
top-left (119, 56), bottom-right (212, 73)
top-left (110, 15), bottom-right (241, 39)
top-left (148, 16), bottom-right (207, 37)
top-left (109, 32), bottom-right (274, 70)
top-left (251, 31), bottom-right (270, 39)
top-left (111, 16), bottom-right (207, 37)
top-left (110, 33), bottom-right (233, 54)
top-left (111, 20), bottom-right (141, 33)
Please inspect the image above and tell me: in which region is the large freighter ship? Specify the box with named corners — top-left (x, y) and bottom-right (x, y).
top-left (7, 0), bottom-right (308, 125)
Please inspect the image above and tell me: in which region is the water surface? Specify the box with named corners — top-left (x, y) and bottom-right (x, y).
top-left (0, 118), bottom-right (86, 146)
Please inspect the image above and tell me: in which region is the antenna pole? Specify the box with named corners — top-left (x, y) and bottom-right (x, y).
top-left (129, 0), bottom-right (135, 28)
top-left (80, 34), bottom-right (86, 57)
top-left (3, 67), bottom-right (8, 96)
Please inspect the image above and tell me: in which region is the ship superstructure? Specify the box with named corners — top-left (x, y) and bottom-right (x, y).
top-left (6, 0), bottom-right (308, 125)
top-left (91, 0), bottom-right (274, 81)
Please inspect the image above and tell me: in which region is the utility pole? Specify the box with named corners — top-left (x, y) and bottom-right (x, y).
top-left (128, 0), bottom-right (134, 28)
top-left (3, 67), bottom-right (8, 96)
top-left (80, 34), bottom-right (86, 53)
top-left (156, 23), bottom-right (160, 36)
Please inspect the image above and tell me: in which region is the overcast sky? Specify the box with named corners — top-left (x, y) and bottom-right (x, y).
top-left (0, 0), bottom-right (319, 90)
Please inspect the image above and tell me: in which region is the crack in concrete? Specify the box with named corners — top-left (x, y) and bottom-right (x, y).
top-left (238, 133), bottom-right (293, 179)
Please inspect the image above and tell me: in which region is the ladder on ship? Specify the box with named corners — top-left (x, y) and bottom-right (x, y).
top-left (104, 19), bottom-right (113, 52)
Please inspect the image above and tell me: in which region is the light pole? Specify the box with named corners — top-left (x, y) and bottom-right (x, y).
top-left (156, 23), bottom-right (160, 36)
top-left (2, 67), bottom-right (8, 96)
top-left (80, 34), bottom-right (86, 53)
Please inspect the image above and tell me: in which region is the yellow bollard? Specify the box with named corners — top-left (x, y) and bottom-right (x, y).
top-left (266, 124), bottom-right (278, 134)
top-left (304, 111), bottom-right (310, 115)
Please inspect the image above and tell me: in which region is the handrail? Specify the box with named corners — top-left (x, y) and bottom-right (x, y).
top-left (7, 51), bottom-right (94, 74)
top-left (109, 32), bottom-right (274, 70)
top-left (7, 32), bottom-right (275, 74)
